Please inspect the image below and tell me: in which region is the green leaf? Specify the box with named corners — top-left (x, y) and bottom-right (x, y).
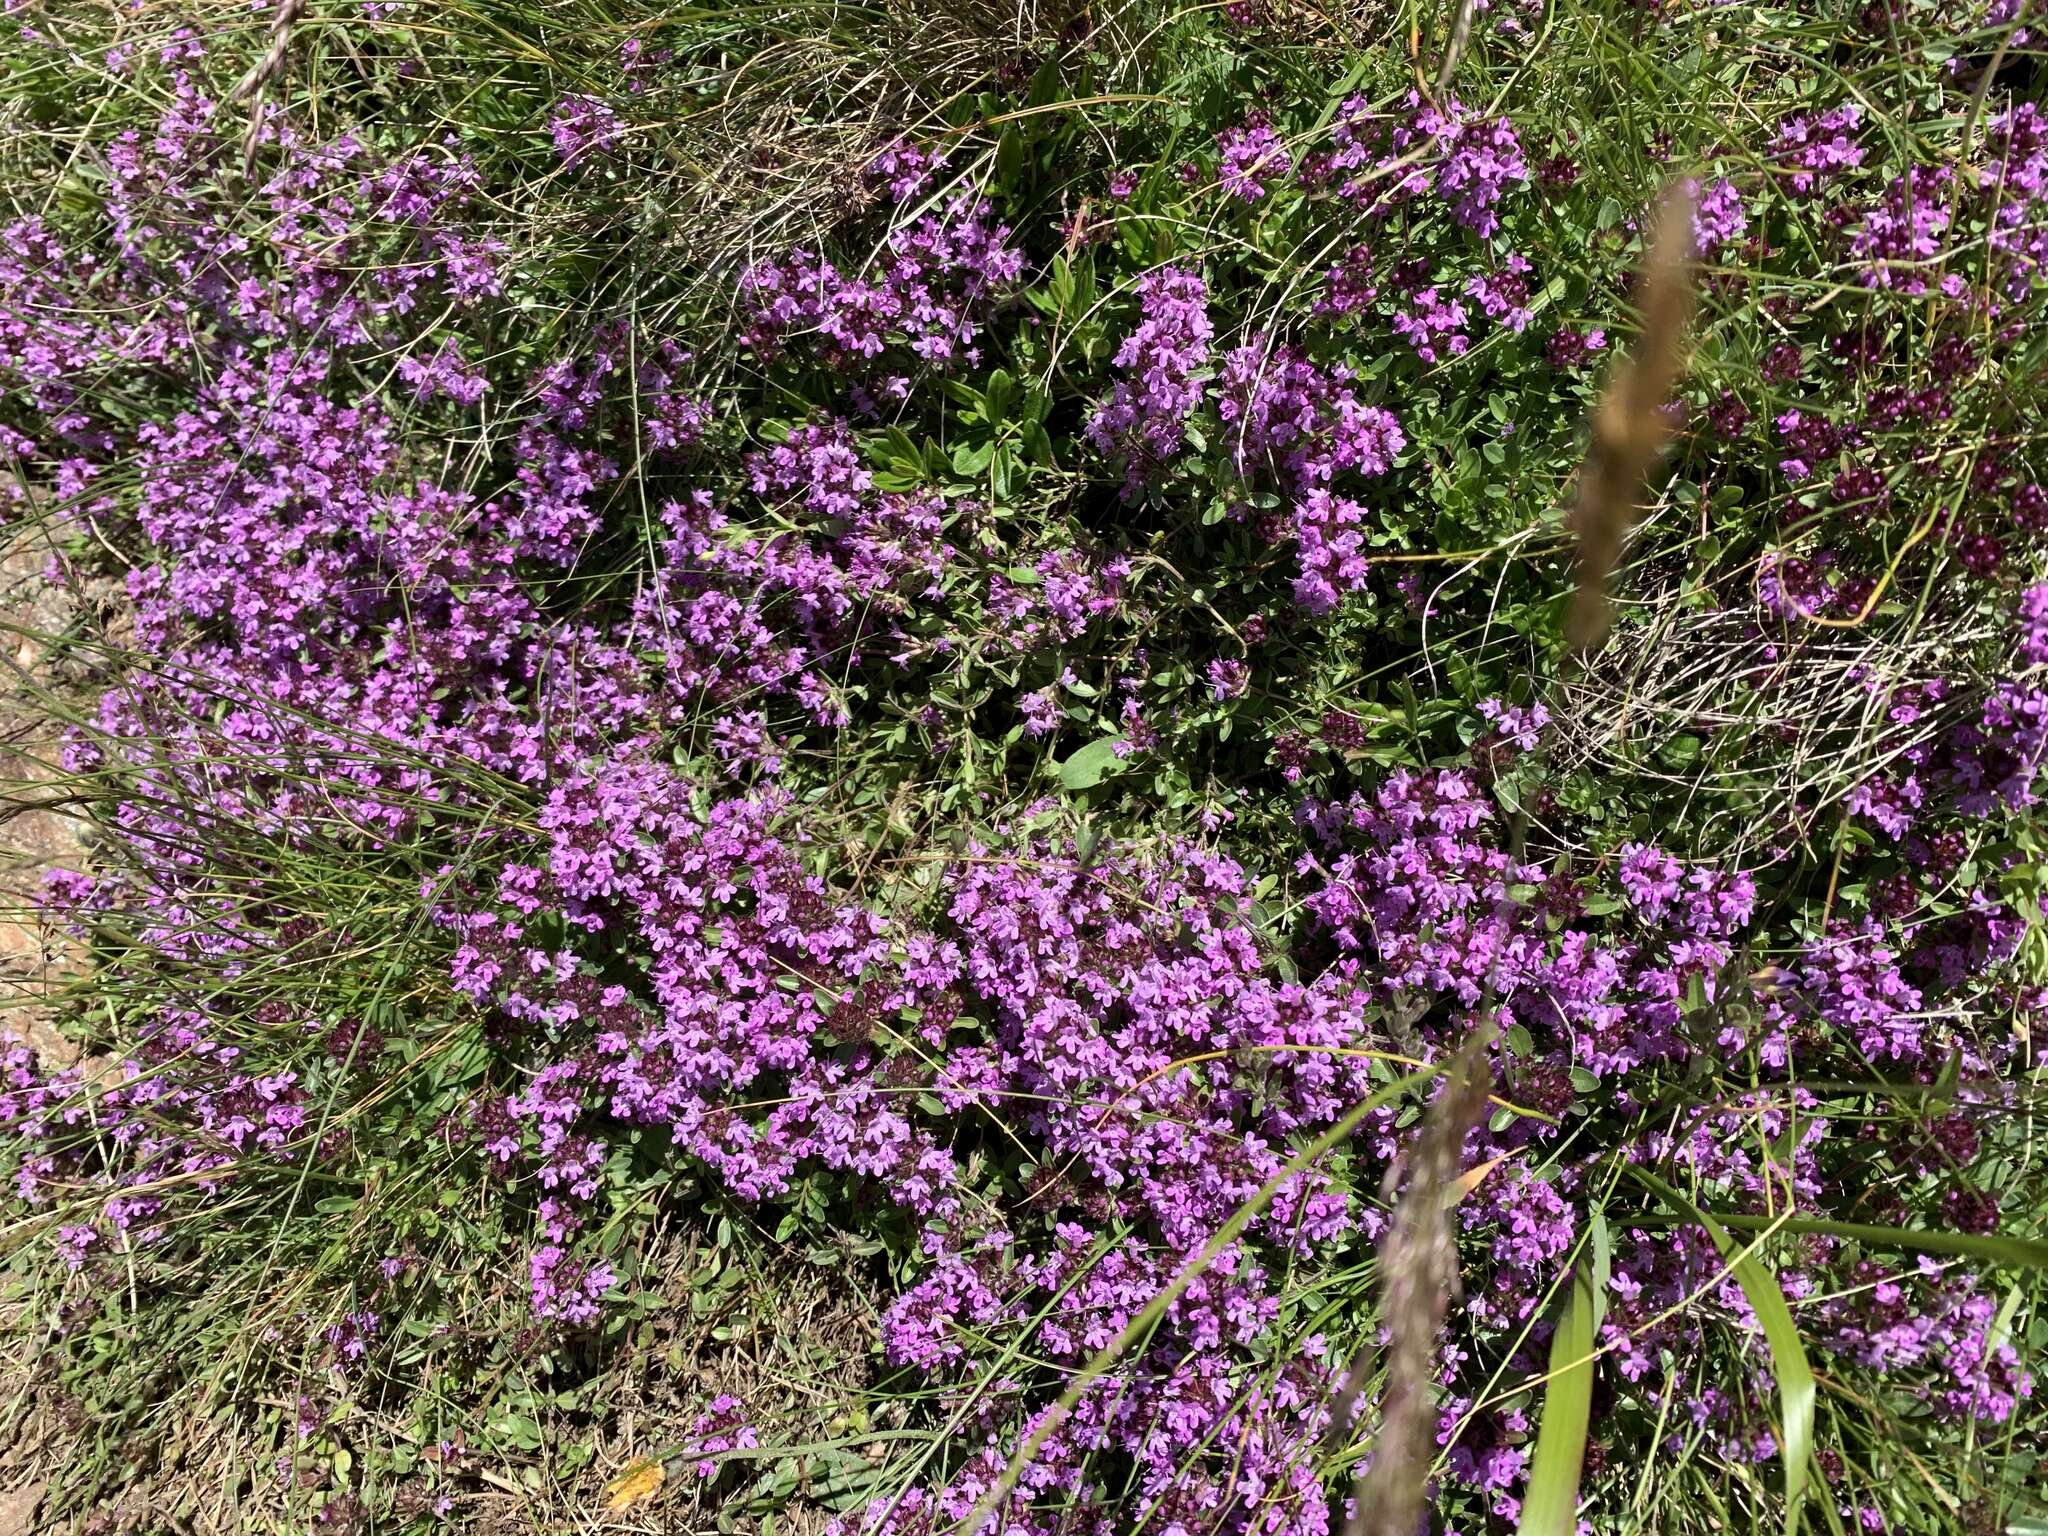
top-left (1045, 256), bottom-right (1074, 313)
top-left (1632, 1170), bottom-right (1815, 1536)
top-left (1059, 737), bottom-right (1125, 792)
top-left (1589, 1209), bottom-right (1611, 1317)
top-left (984, 368), bottom-right (1015, 422)
top-left (1661, 734), bottom-right (1702, 768)
top-left (995, 128), bottom-right (1024, 186)
top-left (1518, 1255), bottom-right (1601, 1536)
top-left (1929, 1045), bottom-right (1962, 1111)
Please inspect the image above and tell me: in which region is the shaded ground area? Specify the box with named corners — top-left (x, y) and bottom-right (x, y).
top-left (1, 513), bottom-right (142, 1533)
top-left (0, 520), bottom-right (95, 1536)
top-left (0, 519), bottom-right (99, 1070)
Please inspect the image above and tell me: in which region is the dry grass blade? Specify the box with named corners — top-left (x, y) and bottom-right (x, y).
top-left (1565, 178), bottom-right (1699, 657)
top-left (1346, 1029), bottom-right (1494, 1536)
top-left (1433, 0), bottom-right (1480, 95)
top-left (1543, 587), bottom-right (1982, 859)
top-left (645, 0), bottom-right (1118, 309)
top-left (230, 0), bottom-right (307, 104)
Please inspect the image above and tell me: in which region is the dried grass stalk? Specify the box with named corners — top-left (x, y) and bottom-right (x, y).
top-left (236, 0), bottom-right (309, 176)
top-left (231, 0), bottom-right (307, 104)
top-left (1565, 179), bottom-right (1699, 656)
top-left (1346, 1030), bottom-right (1494, 1536)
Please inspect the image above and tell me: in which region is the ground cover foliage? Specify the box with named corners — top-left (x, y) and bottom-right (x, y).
top-left (4, 1), bottom-right (2048, 1533)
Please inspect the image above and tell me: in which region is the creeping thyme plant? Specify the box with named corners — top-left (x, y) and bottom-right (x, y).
top-left (3, 1), bottom-right (2048, 1533)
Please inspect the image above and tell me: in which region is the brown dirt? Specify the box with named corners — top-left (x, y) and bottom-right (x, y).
top-left (0, 514), bottom-right (122, 1536)
top-left (0, 1480), bottom-right (47, 1536)
top-left (0, 515), bottom-right (119, 1070)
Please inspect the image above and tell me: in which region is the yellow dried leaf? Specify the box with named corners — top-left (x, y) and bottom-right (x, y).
top-left (1448, 1153), bottom-right (1512, 1205)
top-left (605, 1456), bottom-right (666, 1513)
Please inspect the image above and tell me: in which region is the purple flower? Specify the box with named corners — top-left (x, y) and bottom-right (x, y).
top-left (1391, 285), bottom-right (1471, 362)
top-left (2019, 585), bottom-right (2048, 668)
top-left (1478, 697), bottom-right (1548, 753)
top-left (1217, 115), bottom-right (1291, 202)
top-left (866, 138), bottom-right (945, 202)
top-left (1691, 177), bottom-right (1747, 256)
top-left (1545, 326), bottom-right (1606, 368)
top-left (1775, 103), bottom-right (1865, 195)
top-left (549, 95), bottom-right (625, 166)
top-left (1409, 95), bottom-right (1530, 237)
top-left (1617, 842), bottom-right (1683, 923)
top-left (1851, 168), bottom-right (1953, 293)
top-left (1086, 265), bottom-right (1214, 495)
top-left (56, 1223), bottom-right (97, 1270)
top-left (1465, 256), bottom-right (1534, 333)
top-left (1020, 687), bottom-right (1060, 735)
top-left (1206, 657), bottom-right (1251, 700)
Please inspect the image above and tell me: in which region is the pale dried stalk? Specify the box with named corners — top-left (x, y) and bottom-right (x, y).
top-left (1346, 1030), bottom-right (1493, 1536)
top-left (232, 0), bottom-right (307, 103)
top-left (236, 0), bottom-right (309, 176)
top-left (1433, 0), bottom-right (1479, 95)
top-left (1565, 179), bottom-right (1699, 656)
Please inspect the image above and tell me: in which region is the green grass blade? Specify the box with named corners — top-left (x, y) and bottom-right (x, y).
top-left (1631, 1170), bottom-right (1815, 1536)
top-left (1517, 1253), bottom-right (1601, 1536)
top-left (1633, 1214), bottom-right (2048, 1270)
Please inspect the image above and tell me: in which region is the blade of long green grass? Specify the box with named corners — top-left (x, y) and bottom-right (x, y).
top-left (1516, 1216), bottom-right (1608, 1536)
top-left (1631, 1169), bottom-right (1816, 1536)
top-left (1631, 1214), bottom-right (2048, 1269)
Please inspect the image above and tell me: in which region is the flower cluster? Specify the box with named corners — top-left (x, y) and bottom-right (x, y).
top-left (1085, 264), bottom-right (1216, 494)
top-left (1217, 113), bottom-right (1292, 201)
top-left (3, 19), bottom-right (2046, 1536)
top-left (741, 181), bottom-right (1024, 370)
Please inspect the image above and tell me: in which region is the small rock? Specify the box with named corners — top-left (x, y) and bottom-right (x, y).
top-left (0, 1479), bottom-right (46, 1536)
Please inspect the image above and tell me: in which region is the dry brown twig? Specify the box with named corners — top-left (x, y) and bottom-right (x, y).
top-left (1565, 178), bottom-right (1700, 657)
